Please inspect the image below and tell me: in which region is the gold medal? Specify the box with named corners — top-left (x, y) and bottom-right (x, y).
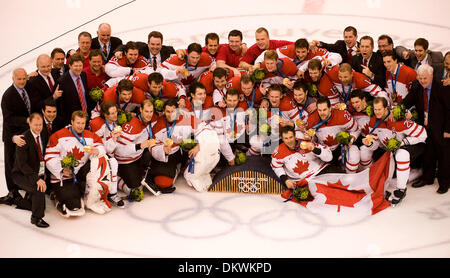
top-left (183, 69), bottom-right (189, 76)
top-left (338, 103), bottom-right (347, 110)
top-left (165, 138), bottom-right (173, 146)
top-left (296, 118), bottom-right (303, 127)
top-left (300, 141), bottom-right (308, 150)
top-left (148, 139), bottom-right (156, 146)
top-left (83, 145), bottom-right (92, 153)
top-left (365, 134), bottom-right (373, 144)
top-left (283, 78), bottom-right (290, 86)
top-left (229, 131), bottom-right (235, 138)
top-left (113, 126), bottom-right (122, 133)
top-left (307, 129), bottom-right (315, 137)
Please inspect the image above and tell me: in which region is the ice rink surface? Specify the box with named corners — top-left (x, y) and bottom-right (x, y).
top-left (0, 0), bottom-right (449, 259)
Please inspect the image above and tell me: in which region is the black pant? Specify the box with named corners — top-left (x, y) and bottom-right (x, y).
top-left (4, 140), bottom-right (18, 193)
top-left (422, 135), bottom-right (449, 186)
top-left (51, 161), bottom-right (90, 210)
top-left (118, 150), bottom-right (151, 189)
top-left (12, 174), bottom-right (46, 219)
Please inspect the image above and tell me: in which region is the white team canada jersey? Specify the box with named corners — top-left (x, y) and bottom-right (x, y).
top-left (212, 87), bottom-right (228, 106)
top-left (152, 114), bottom-right (212, 161)
top-left (45, 126), bottom-right (106, 183)
top-left (89, 118), bottom-right (119, 156)
top-left (183, 96), bottom-right (215, 124)
top-left (209, 107), bottom-right (247, 161)
top-left (306, 109), bottom-right (360, 151)
top-left (105, 55), bottom-right (151, 78)
top-left (384, 64), bottom-right (417, 105)
top-left (114, 114), bottom-right (160, 164)
top-left (279, 96), bottom-right (315, 138)
top-left (351, 110), bottom-right (371, 137)
top-left (160, 53), bottom-right (215, 86)
top-left (271, 140), bottom-right (332, 182)
top-left (365, 117), bottom-right (427, 151)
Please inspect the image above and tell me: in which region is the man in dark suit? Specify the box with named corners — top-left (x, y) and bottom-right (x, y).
top-left (312, 26), bottom-right (360, 65)
top-left (12, 113), bottom-right (50, 228)
top-left (351, 35), bottom-right (386, 89)
top-left (0, 68), bottom-right (32, 206)
top-left (41, 98), bottom-right (65, 139)
top-left (28, 54), bottom-right (63, 113)
top-left (56, 53), bottom-right (96, 126)
top-left (397, 38), bottom-right (444, 78)
top-left (114, 31), bottom-right (175, 71)
top-left (50, 48), bottom-right (69, 80)
top-left (91, 23), bottom-right (123, 62)
top-left (401, 64), bottom-right (450, 194)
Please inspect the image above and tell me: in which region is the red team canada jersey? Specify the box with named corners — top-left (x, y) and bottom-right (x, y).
top-left (326, 65), bottom-right (388, 104)
top-left (241, 40), bottom-right (292, 64)
top-left (260, 58), bottom-right (298, 87)
top-left (385, 64), bottom-right (417, 105)
top-left (114, 114), bottom-right (159, 164)
top-left (199, 70), bottom-right (234, 94)
top-left (271, 140), bottom-right (332, 182)
top-left (45, 127), bottom-right (106, 183)
top-left (161, 53), bottom-right (214, 86)
top-left (306, 109), bottom-right (360, 151)
top-left (126, 72), bottom-right (187, 101)
top-left (365, 117), bottom-right (427, 151)
top-left (83, 66), bottom-right (109, 91)
top-left (90, 84), bottom-right (147, 119)
top-left (226, 76), bottom-right (264, 108)
top-left (105, 55), bottom-right (151, 78)
top-left (216, 44), bottom-right (244, 68)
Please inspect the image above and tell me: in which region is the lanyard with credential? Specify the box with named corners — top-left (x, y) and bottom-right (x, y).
top-left (70, 126), bottom-right (86, 146)
top-left (139, 114), bottom-right (153, 139)
top-left (390, 64), bottom-right (402, 101)
top-left (368, 110), bottom-right (390, 135)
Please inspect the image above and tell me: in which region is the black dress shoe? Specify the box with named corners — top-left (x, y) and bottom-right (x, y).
top-left (0, 191), bottom-right (17, 206)
top-left (31, 217), bottom-right (50, 228)
top-left (411, 179), bottom-right (432, 188)
top-left (437, 186), bottom-right (448, 194)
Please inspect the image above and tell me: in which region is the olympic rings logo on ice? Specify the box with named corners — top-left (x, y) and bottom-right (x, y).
top-left (238, 181), bottom-right (261, 193)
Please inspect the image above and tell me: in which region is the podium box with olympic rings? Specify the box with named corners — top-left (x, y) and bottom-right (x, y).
top-left (209, 156), bottom-right (284, 194)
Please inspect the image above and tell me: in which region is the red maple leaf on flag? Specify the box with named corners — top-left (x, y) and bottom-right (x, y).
top-left (323, 134), bottom-right (338, 146)
top-left (315, 179), bottom-right (366, 212)
top-left (67, 146), bottom-right (84, 161)
top-left (293, 160), bottom-right (310, 175)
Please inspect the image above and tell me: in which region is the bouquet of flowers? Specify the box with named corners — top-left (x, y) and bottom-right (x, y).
top-left (337, 131), bottom-right (351, 145)
top-left (305, 83), bottom-right (318, 98)
top-left (152, 98), bottom-right (165, 112)
top-left (89, 87), bottom-right (104, 102)
top-left (61, 154), bottom-right (79, 177)
top-left (234, 150), bottom-right (247, 165)
top-left (365, 102), bottom-right (374, 117)
top-left (259, 123), bottom-right (271, 137)
top-left (117, 110), bottom-right (132, 126)
top-left (180, 139), bottom-right (198, 152)
top-left (250, 68), bottom-right (267, 83)
top-left (386, 137), bottom-right (401, 152)
top-left (293, 186), bottom-right (310, 201)
top-left (392, 104), bottom-right (406, 121)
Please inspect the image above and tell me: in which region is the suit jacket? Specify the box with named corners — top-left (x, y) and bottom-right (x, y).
top-left (51, 65), bottom-right (69, 80)
top-left (401, 77), bottom-right (450, 145)
top-left (116, 41), bottom-right (175, 63)
top-left (42, 115), bottom-right (65, 138)
top-left (28, 72), bottom-right (59, 113)
top-left (91, 36), bottom-right (123, 62)
top-left (396, 46), bottom-right (444, 76)
top-left (1, 84), bottom-right (32, 142)
top-left (320, 40), bottom-right (360, 65)
top-left (12, 129), bottom-right (49, 186)
top-left (351, 52), bottom-right (386, 88)
top-left (56, 71), bottom-right (95, 125)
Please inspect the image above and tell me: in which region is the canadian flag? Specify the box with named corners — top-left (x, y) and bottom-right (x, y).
top-left (282, 152), bottom-right (395, 215)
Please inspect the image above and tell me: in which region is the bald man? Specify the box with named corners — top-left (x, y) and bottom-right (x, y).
top-left (1, 68), bottom-right (33, 205)
top-left (28, 54), bottom-right (63, 113)
top-left (91, 23), bottom-right (123, 62)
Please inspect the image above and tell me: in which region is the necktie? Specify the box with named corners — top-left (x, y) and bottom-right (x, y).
top-left (76, 77), bottom-right (87, 112)
top-left (103, 44), bottom-right (108, 58)
top-left (152, 56), bottom-right (157, 71)
top-left (363, 58), bottom-right (368, 67)
top-left (47, 75), bottom-right (54, 91)
top-left (21, 89), bottom-right (31, 113)
top-left (36, 135), bottom-right (43, 161)
top-left (423, 88), bottom-right (429, 113)
top-left (347, 48), bottom-right (353, 63)
top-left (47, 122), bottom-right (52, 134)
top-left (416, 61), bottom-right (422, 70)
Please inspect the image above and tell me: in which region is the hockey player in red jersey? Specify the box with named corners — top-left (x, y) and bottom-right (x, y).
top-left (271, 125), bottom-right (332, 188)
top-left (91, 79), bottom-right (146, 119)
top-left (304, 96), bottom-right (361, 173)
top-left (258, 50), bottom-right (299, 91)
top-left (382, 50), bottom-right (417, 106)
top-left (360, 97), bottom-right (426, 205)
top-left (227, 73), bottom-right (265, 109)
